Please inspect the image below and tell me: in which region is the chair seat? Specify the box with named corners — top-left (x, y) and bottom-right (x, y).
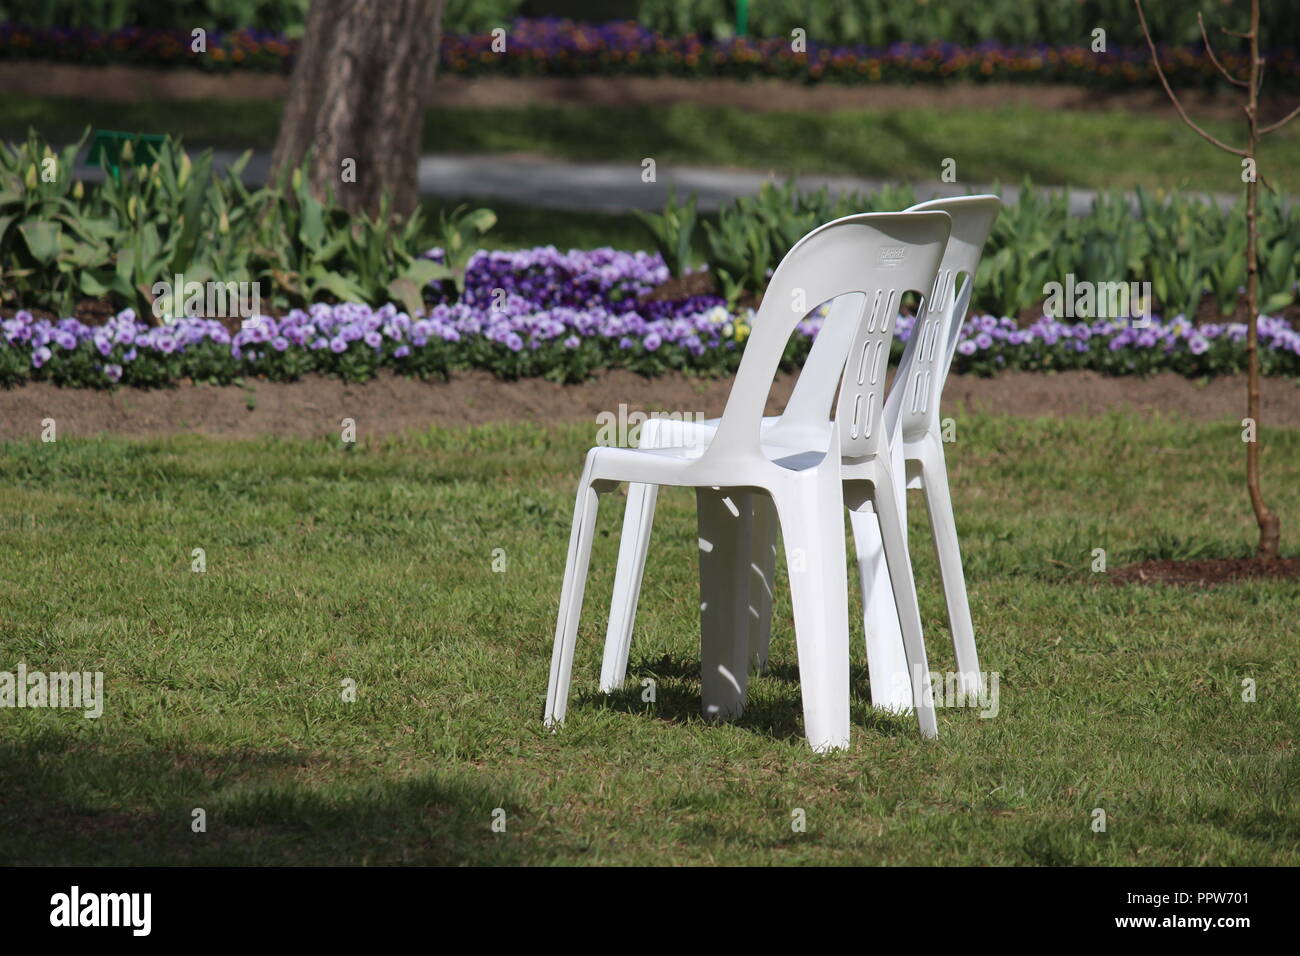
top-left (589, 437), bottom-right (829, 483)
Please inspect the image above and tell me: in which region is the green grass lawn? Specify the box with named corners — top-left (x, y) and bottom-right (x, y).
top-left (9, 95), bottom-right (1298, 195)
top-left (1, 411), bottom-right (1297, 865)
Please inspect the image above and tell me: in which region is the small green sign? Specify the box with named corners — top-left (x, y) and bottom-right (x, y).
top-left (87, 130), bottom-right (167, 180)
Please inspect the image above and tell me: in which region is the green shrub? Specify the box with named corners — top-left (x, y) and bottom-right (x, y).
top-left (633, 186), bottom-right (697, 278)
top-left (683, 177), bottom-right (1300, 318)
top-left (0, 130), bottom-right (493, 319)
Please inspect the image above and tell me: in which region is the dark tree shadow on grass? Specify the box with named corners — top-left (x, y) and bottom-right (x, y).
top-left (0, 731), bottom-right (544, 866)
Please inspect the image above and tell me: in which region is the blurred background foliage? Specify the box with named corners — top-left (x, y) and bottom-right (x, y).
top-left (0, 0), bottom-right (1294, 48)
top-left (637, 0), bottom-right (1297, 47)
top-left (5, 130), bottom-right (1298, 324)
top-left (0, 0), bottom-right (515, 35)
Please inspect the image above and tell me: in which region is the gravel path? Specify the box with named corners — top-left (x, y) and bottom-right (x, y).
top-left (67, 149), bottom-right (1247, 215)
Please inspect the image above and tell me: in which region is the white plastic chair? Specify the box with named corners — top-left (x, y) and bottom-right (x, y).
top-left (599, 196), bottom-right (1000, 713)
top-left (544, 211), bottom-right (953, 750)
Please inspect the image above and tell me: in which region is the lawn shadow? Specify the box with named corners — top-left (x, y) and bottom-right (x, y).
top-left (0, 730), bottom-right (541, 865)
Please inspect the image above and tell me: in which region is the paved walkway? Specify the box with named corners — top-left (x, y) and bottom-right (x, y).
top-left (71, 149), bottom-right (1247, 215)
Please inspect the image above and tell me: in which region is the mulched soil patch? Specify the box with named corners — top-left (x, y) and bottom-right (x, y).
top-left (0, 369), bottom-right (1296, 441)
top-left (3, 299), bottom-right (118, 326)
top-left (638, 271), bottom-right (718, 304)
top-left (1109, 557), bottom-right (1300, 586)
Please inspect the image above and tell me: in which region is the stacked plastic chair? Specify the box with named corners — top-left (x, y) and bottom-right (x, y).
top-left (598, 196), bottom-right (1000, 724)
top-left (544, 210), bottom-right (953, 750)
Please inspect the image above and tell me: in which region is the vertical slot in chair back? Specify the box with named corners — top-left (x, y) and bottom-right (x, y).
top-left (891, 195), bottom-right (1001, 444)
top-left (827, 213), bottom-right (952, 462)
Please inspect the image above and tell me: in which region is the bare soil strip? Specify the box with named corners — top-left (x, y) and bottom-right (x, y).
top-left (7, 63), bottom-right (1289, 120)
top-left (1, 370), bottom-right (1296, 441)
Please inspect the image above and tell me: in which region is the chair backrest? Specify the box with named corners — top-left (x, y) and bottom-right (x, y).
top-left (887, 195), bottom-right (1001, 443)
top-left (769, 196), bottom-right (1001, 454)
top-left (699, 211), bottom-right (951, 469)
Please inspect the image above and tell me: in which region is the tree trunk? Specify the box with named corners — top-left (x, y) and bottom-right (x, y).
top-left (270, 0), bottom-right (445, 218)
top-left (1244, 0), bottom-right (1281, 559)
top-left (1134, 0), bottom-right (1284, 559)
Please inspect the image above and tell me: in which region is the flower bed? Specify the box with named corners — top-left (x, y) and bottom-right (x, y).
top-left (3, 18), bottom-right (1296, 92)
top-left (4, 247), bottom-right (1299, 389)
top-left (0, 23), bottom-right (293, 71)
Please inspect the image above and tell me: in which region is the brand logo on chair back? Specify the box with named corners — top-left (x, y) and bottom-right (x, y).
top-left (877, 245), bottom-right (907, 269)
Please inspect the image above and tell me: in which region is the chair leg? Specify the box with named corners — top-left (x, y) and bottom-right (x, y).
top-left (747, 491), bottom-right (778, 674)
top-left (600, 416), bottom-right (667, 693)
top-left (544, 476), bottom-right (602, 728)
top-left (867, 466), bottom-right (938, 739)
top-left (697, 487), bottom-right (753, 720)
top-left (849, 506), bottom-right (912, 713)
top-left (773, 479), bottom-right (852, 753)
top-left (920, 438), bottom-right (981, 696)
top-left (600, 479), bottom-right (659, 692)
